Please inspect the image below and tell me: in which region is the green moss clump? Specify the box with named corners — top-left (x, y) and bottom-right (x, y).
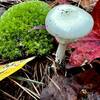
top-left (0, 1), bottom-right (53, 61)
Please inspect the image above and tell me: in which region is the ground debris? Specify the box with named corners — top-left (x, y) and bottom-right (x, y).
top-left (41, 70), bottom-right (100, 100)
top-left (40, 75), bottom-right (80, 100)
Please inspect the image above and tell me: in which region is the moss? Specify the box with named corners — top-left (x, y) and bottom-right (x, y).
top-left (0, 1), bottom-right (53, 61)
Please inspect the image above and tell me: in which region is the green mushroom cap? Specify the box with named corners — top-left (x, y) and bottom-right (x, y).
top-left (0, 1), bottom-right (53, 61)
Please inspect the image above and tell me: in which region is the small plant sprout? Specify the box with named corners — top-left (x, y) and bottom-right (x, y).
top-left (45, 4), bottom-right (94, 64)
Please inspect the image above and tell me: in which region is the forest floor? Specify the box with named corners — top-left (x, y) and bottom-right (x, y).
top-left (0, 0), bottom-right (100, 100)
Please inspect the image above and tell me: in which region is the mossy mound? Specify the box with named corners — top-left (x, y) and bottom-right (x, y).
top-left (0, 1), bottom-right (53, 61)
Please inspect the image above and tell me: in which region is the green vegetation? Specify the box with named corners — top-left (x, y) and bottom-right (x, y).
top-left (0, 1), bottom-right (53, 61)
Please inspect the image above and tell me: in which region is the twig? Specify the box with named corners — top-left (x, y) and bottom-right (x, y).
top-left (0, 89), bottom-right (18, 100)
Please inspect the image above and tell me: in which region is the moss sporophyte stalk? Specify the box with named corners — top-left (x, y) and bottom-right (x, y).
top-left (0, 1), bottom-right (53, 61)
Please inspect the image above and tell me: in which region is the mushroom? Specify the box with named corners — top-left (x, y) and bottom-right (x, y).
top-left (45, 4), bottom-right (94, 64)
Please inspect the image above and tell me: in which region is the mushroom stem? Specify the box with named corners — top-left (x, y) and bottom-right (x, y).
top-left (55, 43), bottom-right (66, 64)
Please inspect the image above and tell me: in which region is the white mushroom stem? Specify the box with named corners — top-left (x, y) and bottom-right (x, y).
top-left (55, 43), bottom-right (66, 64)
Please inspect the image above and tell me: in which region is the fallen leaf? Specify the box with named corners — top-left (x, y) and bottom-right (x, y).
top-left (40, 75), bottom-right (80, 100)
top-left (71, 0), bottom-right (99, 11)
top-left (56, 0), bottom-right (68, 4)
top-left (75, 69), bottom-right (100, 93)
top-left (92, 0), bottom-right (100, 37)
top-left (0, 57), bottom-right (35, 81)
top-left (69, 0), bottom-right (100, 66)
top-left (41, 72), bottom-right (100, 100)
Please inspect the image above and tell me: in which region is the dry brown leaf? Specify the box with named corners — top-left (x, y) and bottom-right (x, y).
top-left (40, 75), bottom-right (81, 100)
top-left (71, 0), bottom-right (99, 11)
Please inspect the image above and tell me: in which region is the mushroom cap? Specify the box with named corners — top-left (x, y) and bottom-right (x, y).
top-left (45, 4), bottom-right (94, 41)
